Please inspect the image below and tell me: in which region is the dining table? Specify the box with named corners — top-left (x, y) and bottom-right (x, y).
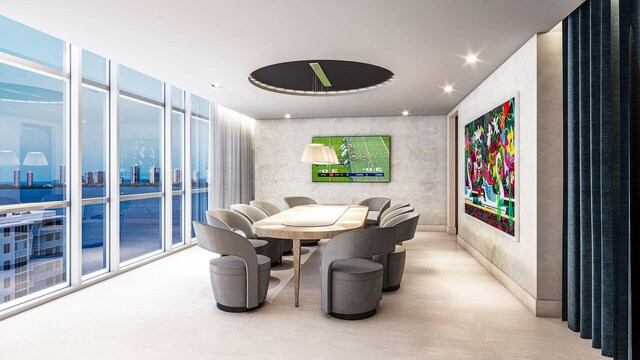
top-left (252, 204), bottom-right (369, 307)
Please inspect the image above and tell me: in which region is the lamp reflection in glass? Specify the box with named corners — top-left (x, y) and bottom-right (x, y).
top-left (22, 152), bottom-right (48, 187)
top-left (0, 150), bottom-right (20, 166)
top-left (23, 152), bottom-right (49, 166)
top-left (0, 150), bottom-right (21, 188)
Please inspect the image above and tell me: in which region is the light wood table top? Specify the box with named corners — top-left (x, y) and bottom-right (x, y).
top-left (253, 204), bottom-right (368, 307)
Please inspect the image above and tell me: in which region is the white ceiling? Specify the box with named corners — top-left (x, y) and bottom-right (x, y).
top-left (0, 0), bottom-right (583, 120)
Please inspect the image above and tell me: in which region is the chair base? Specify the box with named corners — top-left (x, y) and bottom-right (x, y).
top-left (329, 309), bottom-right (377, 320)
top-left (301, 240), bottom-right (319, 246)
top-left (382, 284), bottom-right (400, 292)
top-left (216, 301), bottom-right (264, 313)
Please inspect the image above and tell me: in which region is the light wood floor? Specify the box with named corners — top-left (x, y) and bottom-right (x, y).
top-left (0, 232), bottom-right (604, 359)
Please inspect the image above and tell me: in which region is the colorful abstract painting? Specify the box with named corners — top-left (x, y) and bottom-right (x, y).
top-left (464, 98), bottom-right (516, 236)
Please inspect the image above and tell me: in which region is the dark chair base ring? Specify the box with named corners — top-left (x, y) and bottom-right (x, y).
top-left (330, 309), bottom-right (377, 320)
top-left (217, 301), bottom-right (265, 313)
top-left (301, 240), bottom-right (319, 246)
top-left (382, 284), bottom-right (400, 292)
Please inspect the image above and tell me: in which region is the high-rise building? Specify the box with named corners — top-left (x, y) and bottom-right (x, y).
top-left (94, 170), bottom-right (105, 185)
top-left (192, 170), bottom-right (200, 184)
top-left (84, 171), bottom-right (94, 185)
top-left (149, 166), bottom-right (160, 184)
top-left (59, 164), bottom-right (66, 185)
top-left (172, 169), bottom-right (182, 184)
top-left (26, 171), bottom-right (34, 187)
top-left (130, 164), bottom-right (140, 184)
top-left (13, 169), bottom-right (20, 188)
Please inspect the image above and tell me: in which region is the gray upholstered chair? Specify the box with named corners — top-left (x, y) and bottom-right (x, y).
top-left (249, 200), bottom-right (282, 216)
top-left (379, 202), bottom-right (410, 223)
top-left (249, 201), bottom-right (292, 254)
top-left (283, 197), bottom-right (320, 246)
top-left (379, 206), bottom-right (414, 227)
top-left (206, 209), bottom-right (269, 257)
top-left (193, 221), bottom-right (270, 312)
top-left (284, 196), bottom-right (317, 208)
top-left (230, 204), bottom-right (284, 265)
top-left (359, 197), bottom-right (391, 227)
top-left (249, 200), bottom-right (293, 255)
top-left (377, 212), bottom-right (420, 291)
top-left (321, 227), bottom-right (398, 320)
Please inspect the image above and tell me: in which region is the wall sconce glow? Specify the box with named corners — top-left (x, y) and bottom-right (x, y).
top-left (444, 85), bottom-right (454, 93)
top-left (284, 114), bottom-right (291, 119)
top-left (465, 54), bottom-right (479, 64)
top-left (402, 110), bottom-right (409, 116)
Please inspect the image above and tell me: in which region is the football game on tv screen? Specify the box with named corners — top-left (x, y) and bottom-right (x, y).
top-left (312, 136), bottom-right (390, 183)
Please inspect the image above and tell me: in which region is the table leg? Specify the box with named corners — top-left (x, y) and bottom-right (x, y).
top-left (293, 237), bottom-right (301, 307)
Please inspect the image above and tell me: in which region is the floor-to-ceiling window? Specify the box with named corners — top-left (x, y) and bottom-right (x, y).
top-left (190, 95), bottom-right (210, 237)
top-left (81, 50), bottom-right (109, 277)
top-left (118, 66), bottom-right (164, 264)
top-left (171, 88), bottom-right (185, 246)
top-left (0, 14), bottom-right (213, 314)
top-left (0, 16), bottom-right (69, 307)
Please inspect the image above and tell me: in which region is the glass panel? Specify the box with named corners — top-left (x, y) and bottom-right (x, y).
top-left (118, 97), bottom-right (162, 195)
top-left (191, 118), bottom-right (209, 190)
top-left (171, 87), bottom-right (183, 110)
top-left (172, 111), bottom-right (183, 190)
top-left (0, 16), bottom-right (66, 71)
top-left (81, 86), bottom-right (108, 198)
top-left (118, 65), bottom-right (163, 103)
top-left (190, 94), bottom-right (209, 119)
top-left (191, 191), bottom-right (208, 238)
top-left (172, 195), bottom-right (182, 245)
top-left (81, 203), bottom-right (106, 275)
top-left (119, 198), bottom-right (162, 263)
top-left (82, 50), bottom-right (107, 85)
top-left (0, 207), bottom-right (67, 306)
top-left (0, 63), bottom-right (67, 205)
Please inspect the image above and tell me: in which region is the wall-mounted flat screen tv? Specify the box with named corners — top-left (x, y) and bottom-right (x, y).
top-left (312, 136), bottom-right (390, 182)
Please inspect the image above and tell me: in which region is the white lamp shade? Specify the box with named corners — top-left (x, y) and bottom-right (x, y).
top-left (22, 152), bottom-right (49, 166)
top-left (0, 150), bottom-right (20, 166)
top-left (325, 146), bottom-right (340, 165)
top-left (301, 144), bottom-right (330, 164)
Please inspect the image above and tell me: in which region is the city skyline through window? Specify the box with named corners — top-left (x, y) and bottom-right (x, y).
top-left (0, 15), bottom-right (212, 311)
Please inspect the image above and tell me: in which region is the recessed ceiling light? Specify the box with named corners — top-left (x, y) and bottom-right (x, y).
top-left (402, 110), bottom-right (410, 116)
top-left (284, 114), bottom-right (291, 119)
top-left (444, 85), bottom-right (454, 93)
top-left (211, 82), bottom-right (223, 88)
top-left (465, 54), bottom-right (479, 64)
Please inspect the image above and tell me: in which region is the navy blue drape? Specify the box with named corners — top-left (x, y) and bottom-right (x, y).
top-left (563, 0), bottom-right (638, 358)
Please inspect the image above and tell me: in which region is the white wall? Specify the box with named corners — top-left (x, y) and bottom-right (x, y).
top-left (447, 31), bottom-right (563, 316)
top-left (453, 36), bottom-right (539, 296)
top-left (254, 116), bottom-right (447, 226)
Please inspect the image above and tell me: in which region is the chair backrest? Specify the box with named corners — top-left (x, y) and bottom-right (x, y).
top-left (379, 202), bottom-right (410, 222)
top-left (284, 196), bottom-right (317, 208)
top-left (230, 204), bottom-right (268, 224)
top-left (192, 221), bottom-right (260, 309)
top-left (250, 200), bottom-right (282, 216)
top-left (382, 212), bottom-right (420, 243)
top-left (380, 207), bottom-right (414, 227)
top-left (358, 197), bottom-right (391, 212)
top-left (320, 227), bottom-right (398, 313)
top-left (206, 209), bottom-right (255, 238)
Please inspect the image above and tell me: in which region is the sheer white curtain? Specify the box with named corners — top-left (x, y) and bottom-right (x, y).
top-left (213, 105), bottom-right (255, 208)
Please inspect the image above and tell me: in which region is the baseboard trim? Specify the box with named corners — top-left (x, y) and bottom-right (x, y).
top-left (446, 226), bottom-right (457, 235)
top-left (455, 235), bottom-right (560, 318)
top-left (417, 225), bottom-right (447, 232)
